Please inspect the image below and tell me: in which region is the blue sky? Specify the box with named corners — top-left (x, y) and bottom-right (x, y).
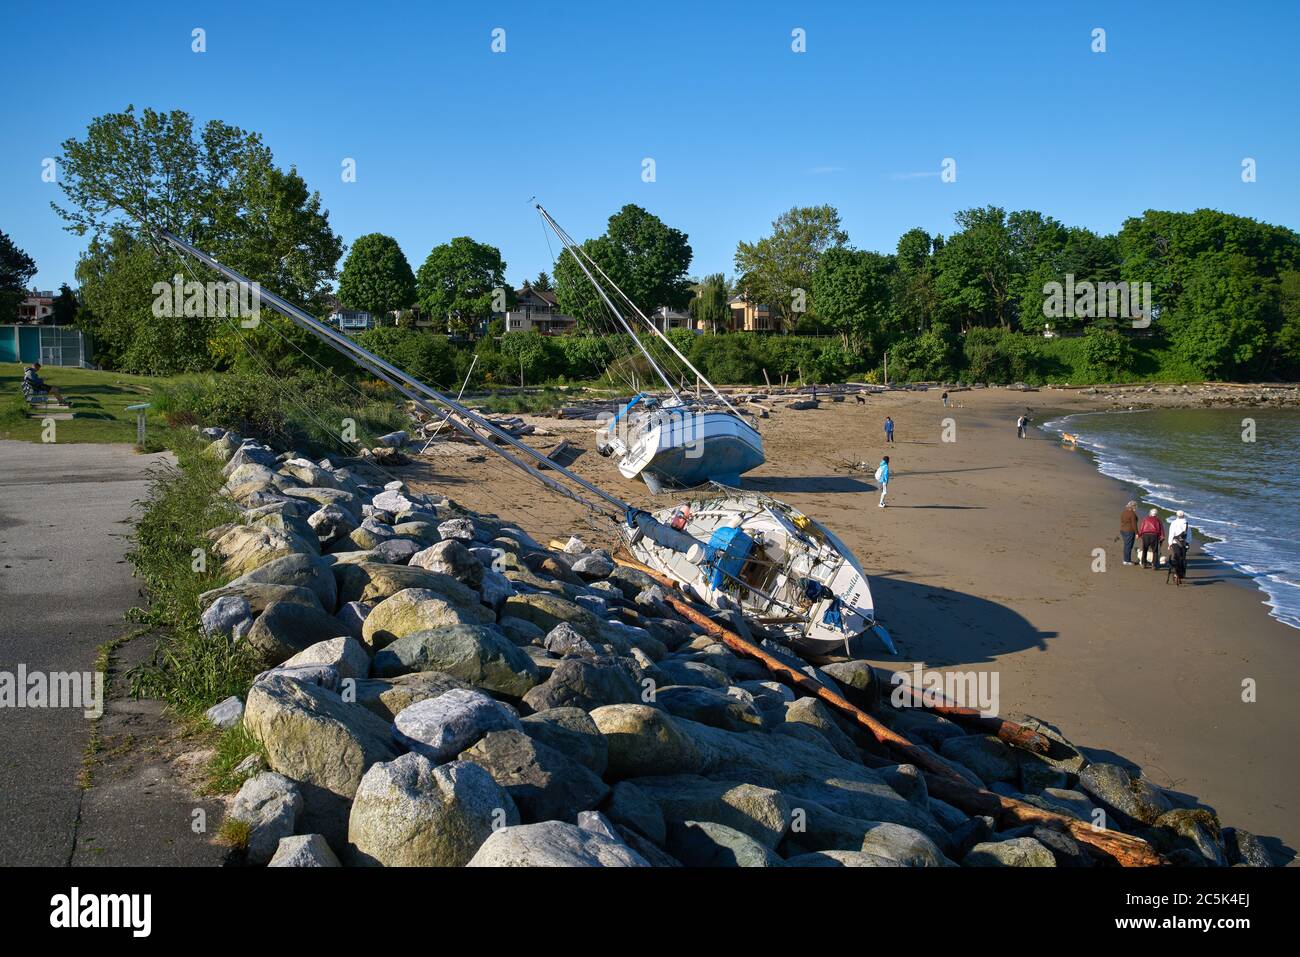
top-left (5, 0), bottom-right (1298, 291)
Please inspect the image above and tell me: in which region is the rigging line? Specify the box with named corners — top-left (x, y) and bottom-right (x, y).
top-left (533, 205), bottom-right (683, 404)
top-left (176, 258), bottom-right (551, 524)
top-left (163, 231), bottom-right (625, 522)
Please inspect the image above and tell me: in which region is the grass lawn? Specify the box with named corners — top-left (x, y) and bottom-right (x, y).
top-left (0, 362), bottom-right (180, 444)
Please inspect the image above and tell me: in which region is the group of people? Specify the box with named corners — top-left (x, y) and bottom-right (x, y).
top-left (1120, 501), bottom-right (1192, 584)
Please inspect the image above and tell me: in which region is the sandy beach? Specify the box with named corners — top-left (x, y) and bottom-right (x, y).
top-left (402, 387), bottom-right (1298, 863)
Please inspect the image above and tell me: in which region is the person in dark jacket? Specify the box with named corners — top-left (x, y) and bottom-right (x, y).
top-left (1120, 501), bottom-right (1139, 566)
top-left (21, 364), bottom-right (65, 404)
top-left (1137, 509), bottom-right (1164, 569)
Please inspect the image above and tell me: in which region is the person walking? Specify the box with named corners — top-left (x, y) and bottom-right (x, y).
top-left (875, 455), bottom-right (890, 507)
top-left (1016, 414), bottom-right (1027, 438)
top-left (942, 391), bottom-right (949, 408)
top-left (1137, 508), bottom-right (1164, 569)
top-left (1120, 501), bottom-right (1139, 565)
top-left (1166, 509), bottom-right (1191, 582)
top-left (884, 416), bottom-right (894, 444)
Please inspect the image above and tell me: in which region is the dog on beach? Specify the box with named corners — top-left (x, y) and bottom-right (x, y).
top-left (854, 394), bottom-right (866, 404)
top-left (1166, 535), bottom-right (1188, 585)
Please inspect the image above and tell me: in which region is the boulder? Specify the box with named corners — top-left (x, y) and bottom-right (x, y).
top-left (467, 821), bottom-right (648, 867)
top-left (227, 771), bottom-right (302, 865)
top-left (604, 781), bottom-right (667, 845)
top-left (666, 820), bottom-right (783, 867)
top-left (1155, 808), bottom-right (1226, 866)
top-left (278, 637), bottom-right (370, 682)
top-left (334, 601), bottom-right (370, 642)
top-left (939, 734), bottom-right (1020, 785)
top-left (393, 689), bottom-right (523, 762)
top-left (502, 593), bottom-right (603, 642)
top-left (655, 685), bottom-right (764, 733)
top-left (354, 671), bottom-right (473, 722)
top-left (438, 518), bottom-right (479, 542)
top-left (543, 622), bottom-right (606, 659)
top-left (522, 657), bottom-right (642, 712)
top-left (245, 600), bottom-right (350, 667)
top-left (478, 568), bottom-right (515, 610)
top-left (655, 658), bottom-right (729, 689)
top-left (460, 730), bottom-right (610, 823)
top-left (224, 552), bottom-right (338, 614)
top-left (519, 707), bottom-right (608, 776)
top-left (1077, 763), bottom-right (1173, 827)
top-left (372, 538), bottom-right (421, 565)
top-left (880, 764), bottom-right (929, 809)
top-left (571, 554), bottom-right (614, 580)
top-left (782, 697), bottom-right (861, 762)
top-left (589, 704), bottom-right (703, 779)
top-left (372, 625), bottom-right (540, 697)
top-left (201, 595), bottom-right (254, 642)
top-left (409, 539), bottom-right (483, 588)
top-left (963, 837), bottom-right (1057, 867)
top-left (205, 695), bottom-right (244, 730)
top-left (362, 587), bottom-right (495, 650)
top-left (214, 524), bottom-right (318, 579)
top-left (1223, 827), bottom-right (1274, 867)
top-left (199, 581), bottom-right (323, 617)
top-left (334, 562), bottom-right (480, 607)
top-left (282, 486), bottom-right (361, 519)
top-left (268, 833), bottom-right (341, 867)
top-left (244, 675), bottom-right (398, 845)
top-left (819, 661), bottom-right (878, 711)
top-left (630, 775), bottom-right (790, 849)
top-left (348, 754), bottom-right (518, 867)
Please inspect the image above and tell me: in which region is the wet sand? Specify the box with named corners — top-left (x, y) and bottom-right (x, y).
top-left (402, 387), bottom-right (1298, 863)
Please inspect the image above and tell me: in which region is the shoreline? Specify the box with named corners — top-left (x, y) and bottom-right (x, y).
top-left (404, 386), bottom-right (1298, 862)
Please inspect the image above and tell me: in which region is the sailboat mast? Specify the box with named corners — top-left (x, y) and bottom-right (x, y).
top-left (158, 230), bottom-right (632, 517)
top-left (533, 204), bottom-right (684, 404)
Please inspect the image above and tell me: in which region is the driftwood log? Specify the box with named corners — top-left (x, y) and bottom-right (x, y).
top-left (607, 552), bottom-right (1165, 867)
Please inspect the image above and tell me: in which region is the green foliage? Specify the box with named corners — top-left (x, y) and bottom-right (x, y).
top-left (337, 233), bottom-right (417, 318)
top-left (125, 434), bottom-right (259, 716)
top-left (734, 205), bottom-right (847, 331)
top-left (1082, 324), bottom-right (1134, 379)
top-left (1167, 252), bottom-right (1278, 378)
top-left (961, 327), bottom-right (1043, 383)
top-left (203, 723), bottom-right (267, 795)
top-left (811, 247), bottom-right (894, 351)
top-left (354, 327), bottom-right (457, 388)
top-left (416, 236), bottom-right (507, 336)
top-left (890, 331), bottom-right (958, 381)
top-left (0, 228), bottom-right (37, 291)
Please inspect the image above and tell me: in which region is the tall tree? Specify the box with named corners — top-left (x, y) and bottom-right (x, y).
top-left (689, 273), bottom-right (731, 332)
top-left (934, 206), bottom-right (1014, 330)
top-left (416, 237), bottom-right (508, 337)
top-left (734, 205), bottom-right (847, 330)
top-left (892, 228), bottom-right (940, 335)
top-left (51, 284), bottom-right (79, 326)
top-left (811, 248), bottom-right (895, 351)
top-left (1168, 252), bottom-right (1278, 378)
top-left (337, 233), bottom-right (417, 320)
top-left (554, 204), bottom-right (693, 330)
top-left (532, 271), bottom-right (553, 292)
top-left (0, 229), bottom-right (37, 291)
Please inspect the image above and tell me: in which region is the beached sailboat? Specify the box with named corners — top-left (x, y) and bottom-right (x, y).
top-left (534, 204), bottom-right (765, 492)
top-left (626, 491), bottom-right (896, 657)
top-left (158, 227), bottom-right (890, 660)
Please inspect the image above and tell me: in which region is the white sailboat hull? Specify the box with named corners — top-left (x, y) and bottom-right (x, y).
top-left (601, 404), bottom-right (765, 490)
top-left (627, 493), bottom-right (893, 658)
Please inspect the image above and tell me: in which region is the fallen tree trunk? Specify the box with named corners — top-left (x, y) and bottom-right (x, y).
top-left (607, 551), bottom-right (1165, 867)
top-left (890, 683), bottom-right (1050, 754)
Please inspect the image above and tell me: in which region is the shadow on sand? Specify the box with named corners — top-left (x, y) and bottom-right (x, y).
top-left (742, 475), bottom-right (873, 494)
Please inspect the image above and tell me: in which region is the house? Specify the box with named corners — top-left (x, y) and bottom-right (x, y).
top-left (16, 291), bottom-right (56, 324)
top-left (498, 286), bottom-right (576, 335)
top-left (722, 294), bottom-right (778, 332)
top-left (650, 306), bottom-right (695, 333)
top-left (329, 308), bottom-right (375, 332)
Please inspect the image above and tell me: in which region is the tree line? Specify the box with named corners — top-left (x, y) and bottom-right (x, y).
top-left (20, 105), bottom-right (1300, 384)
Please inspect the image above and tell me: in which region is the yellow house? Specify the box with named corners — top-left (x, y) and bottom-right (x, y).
top-left (720, 294), bottom-right (777, 332)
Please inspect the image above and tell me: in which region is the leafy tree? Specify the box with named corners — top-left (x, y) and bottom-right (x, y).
top-left (811, 247), bottom-right (894, 352)
top-left (532, 271), bottom-right (553, 292)
top-left (554, 205), bottom-right (693, 330)
top-left (353, 327), bottom-right (456, 387)
top-left (1082, 324), bottom-right (1133, 379)
top-left (888, 330), bottom-right (957, 381)
top-left (1168, 252), bottom-right (1278, 378)
top-left (892, 228), bottom-right (940, 335)
top-left (689, 273), bottom-right (730, 332)
top-left (337, 233), bottom-right (417, 320)
top-left (734, 205), bottom-right (847, 330)
top-left (52, 284), bottom-right (79, 326)
top-left (0, 229), bottom-right (37, 291)
top-left (416, 236), bottom-right (508, 337)
top-left (1275, 270), bottom-right (1300, 378)
top-left (934, 206), bottom-right (1014, 331)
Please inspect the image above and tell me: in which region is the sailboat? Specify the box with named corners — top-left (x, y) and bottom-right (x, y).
top-left (535, 204), bottom-right (765, 492)
top-left (158, 224), bottom-right (893, 658)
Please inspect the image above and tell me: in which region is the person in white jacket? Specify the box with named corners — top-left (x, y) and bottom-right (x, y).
top-left (1167, 510), bottom-right (1190, 546)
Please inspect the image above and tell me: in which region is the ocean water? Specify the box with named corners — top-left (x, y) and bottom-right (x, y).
top-left (1041, 406), bottom-right (1300, 629)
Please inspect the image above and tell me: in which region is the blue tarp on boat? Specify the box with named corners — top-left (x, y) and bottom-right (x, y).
top-left (706, 526), bottom-right (753, 590)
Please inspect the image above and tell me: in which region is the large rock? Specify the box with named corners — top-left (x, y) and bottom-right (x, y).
top-left (244, 675), bottom-right (398, 845)
top-left (245, 600), bottom-right (350, 667)
top-left (460, 730), bottom-right (609, 823)
top-left (963, 837), bottom-right (1057, 867)
top-left (467, 821), bottom-right (648, 867)
top-left (199, 581), bottom-right (323, 617)
top-left (214, 524), bottom-right (319, 579)
top-left (223, 552), bottom-right (338, 614)
top-left (282, 486), bottom-right (360, 519)
top-left (392, 689), bottom-right (523, 762)
top-left (227, 772), bottom-right (302, 865)
top-left (521, 657), bottom-right (642, 712)
top-left (782, 697), bottom-right (861, 762)
top-left (503, 593), bottom-right (604, 642)
top-left (605, 781), bottom-right (667, 845)
top-left (355, 671), bottom-right (472, 722)
top-left (629, 775), bottom-right (790, 849)
top-left (818, 661), bottom-right (878, 711)
top-left (1077, 763), bottom-right (1173, 827)
top-left (268, 833), bottom-right (341, 867)
top-left (939, 734), bottom-right (1020, 785)
top-left (205, 695), bottom-right (244, 729)
top-left (519, 708), bottom-right (608, 776)
top-left (590, 704), bottom-right (704, 778)
top-left (371, 625), bottom-right (540, 697)
top-left (654, 685), bottom-right (765, 733)
top-left (201, 595), bottom-right (254, 642)
top-left (410, 539), bottom-right (483, 588)
top-left (362, 587), bottom-right (495, 650)
top-left (334, 561), bottom-right (481, 608)
top-left (666, 820), bottom-right (783, 867)
top-left (348, 754), bottom-right (518, 866)
top-left (277, 637), bottom-right (370, 682)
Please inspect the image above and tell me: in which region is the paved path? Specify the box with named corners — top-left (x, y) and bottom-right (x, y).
top-left (0, 440), bottom-right (173, 865)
